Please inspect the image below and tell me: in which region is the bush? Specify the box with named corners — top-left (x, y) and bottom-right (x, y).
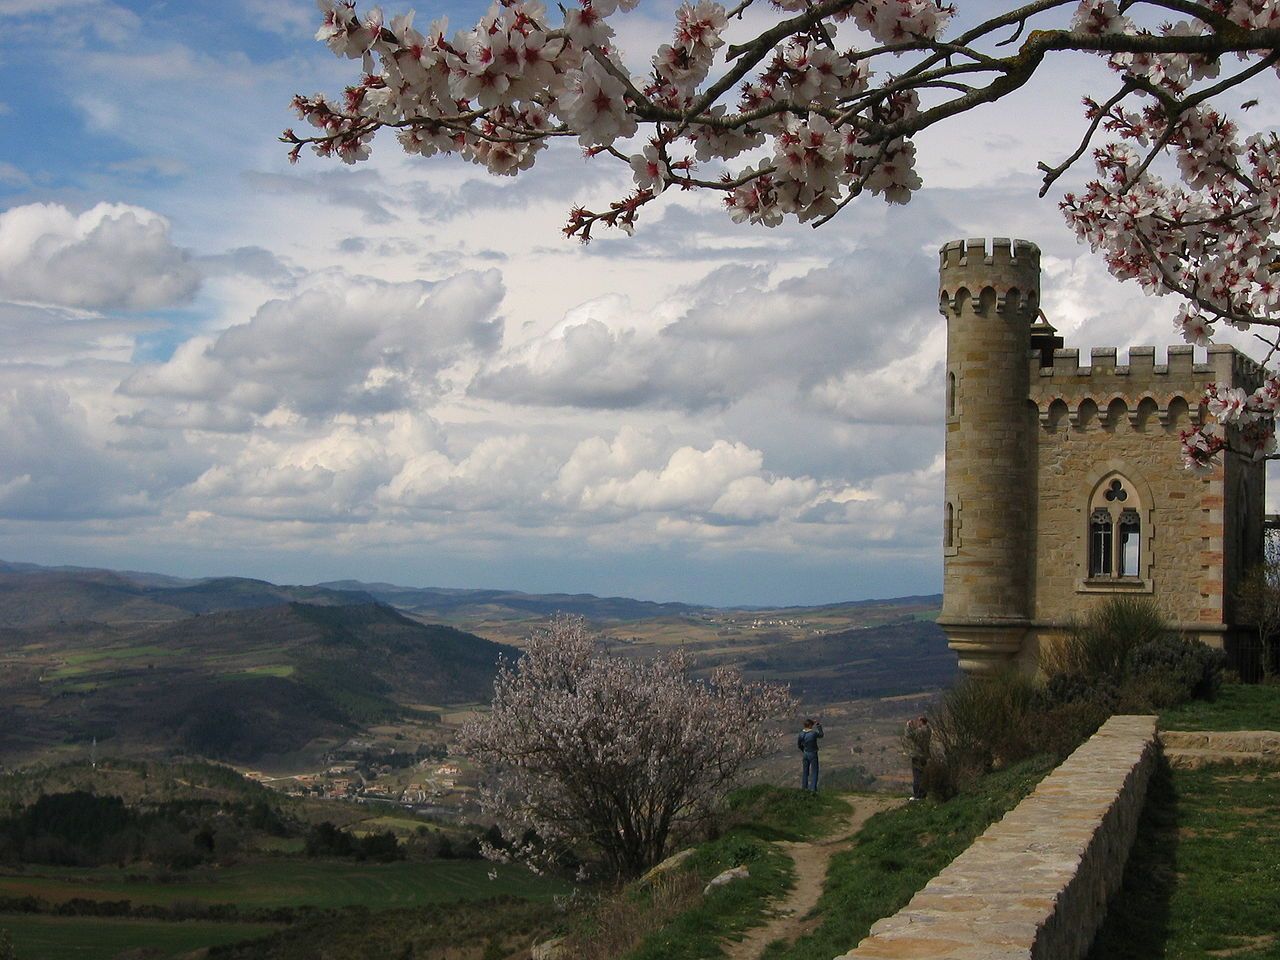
top-left (1126, 633), bottom-right (1224, 706)
top-left (927, 668), bottom-right (1041, 795)
top-left (1021, 701), bottom-right (1109, 760)
top-left (1038, 672), bottom-right (1121, 712)
top-left (1045, 596), bottom-right (1170, 680)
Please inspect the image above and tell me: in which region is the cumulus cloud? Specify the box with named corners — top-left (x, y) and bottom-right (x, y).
top-left (553, 429), bottom-right (821, 525)
top-left (473, 252), bottom-right (943, 418)
top-left (809, 346), bottom-right (946, 425)
top-left (0, 202), bottom-right (199, 310)
top-left (121, 270), bottom-right (506, 423)
top-left (0, 383), bottom-right (157, 520)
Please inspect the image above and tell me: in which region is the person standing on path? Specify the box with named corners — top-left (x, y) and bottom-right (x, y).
top-left (904, 715), bottom-right (931, 800)
top-left (797, 718), bottom-right (823, 792)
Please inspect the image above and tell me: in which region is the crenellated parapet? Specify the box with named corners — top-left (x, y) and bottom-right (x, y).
top-left (938, 237), bottom-right (1040, 317)
top-left (1029, 343), bottom-right (1265, 433)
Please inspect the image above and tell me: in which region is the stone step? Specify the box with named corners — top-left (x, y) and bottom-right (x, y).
top-left (1160, 729), bottom-right (1280, 755)
top-left (1163, 747), bottom-right (1273, 770)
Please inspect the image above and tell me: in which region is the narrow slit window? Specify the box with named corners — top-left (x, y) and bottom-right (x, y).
top-left (946, 372), bottom-right (957, 417)
top-left (1118, 510), bottom-right (1141, 577)
top-left (944, 502), bottom-right (954, 548)
top-left (1090, 508), bottom-right (1113, 577)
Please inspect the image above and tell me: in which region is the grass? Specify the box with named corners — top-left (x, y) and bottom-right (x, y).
top-left (1159, 682), bottom-right (1280, 731)
top-left (761, 756), bottom-right (1057, 960)
top-left (0, 858), bottom-right (567, 911)
top-left (1090, 759), bottom-right (1280, 959)
top-left (234, 664), bottom-right (296, 678)
top-left (562, 786), bottom-right (846, 960)
top-left (210, 897), bottom-right (557, 960)
top-left (720, 784), bottom-right (851, 841)
top-left (620, 832), bottom-right (795, 960)
top-left (0, 914), bottom-right (277, 960)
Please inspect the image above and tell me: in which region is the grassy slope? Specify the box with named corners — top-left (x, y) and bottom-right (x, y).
top-left (1090, 759), bottom-right (1280, 959)
top-left (0, 859), bottom-right (566, 910)
top-left (615, 788), bottom-right (850, 960)
top-left (0, 915), bottom-right (278, 960)
top-left (762, 757), bottom-right (1057, 960)
top-left (1159, 682), bottom-right (1280, 731)
top-left (1095, 684), bottom-right (1280, 959)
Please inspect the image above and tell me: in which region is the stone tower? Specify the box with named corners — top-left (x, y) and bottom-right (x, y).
top-left (937, 237), bottom-right (1265, 676)
top-left (937, 238), bottom-right (1041, 675)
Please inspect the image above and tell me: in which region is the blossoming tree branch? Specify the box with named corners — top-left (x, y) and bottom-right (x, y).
top-left (285, 0), bottom-right (1280, 469)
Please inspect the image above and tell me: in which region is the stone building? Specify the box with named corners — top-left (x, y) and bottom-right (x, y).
top-left (937, 237), bottom-right (1266, 675)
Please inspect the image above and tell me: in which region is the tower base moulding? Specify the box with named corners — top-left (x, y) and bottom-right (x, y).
top-left (937, 620), bottom-right (1026, 675)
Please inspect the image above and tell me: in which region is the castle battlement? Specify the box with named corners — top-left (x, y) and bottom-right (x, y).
top-left (1028, 343), bottom-right (1258, 379)
top-left (938, 237), bottom-right (1040, 269)
top-left (938, 237), bottom-right (1040, 316)
top-left (1028, 343), bottom-right (1264, 428)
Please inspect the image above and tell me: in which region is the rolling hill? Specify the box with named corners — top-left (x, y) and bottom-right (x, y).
top-left (0, 600), bottom-right (514, 764)
top-left (0, 564), bottom-right (374, 628)
top-left (0, 560), bottom-right (955, 770)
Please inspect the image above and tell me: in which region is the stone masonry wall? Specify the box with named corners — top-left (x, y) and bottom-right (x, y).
top-left (1025, 344), bottom-right (1264, 657)
top-left (836, 715), bottom-right (1158, 960)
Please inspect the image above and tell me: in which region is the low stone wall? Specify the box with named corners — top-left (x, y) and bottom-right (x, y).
top-left (836, 714), bottom-right (1158, 960)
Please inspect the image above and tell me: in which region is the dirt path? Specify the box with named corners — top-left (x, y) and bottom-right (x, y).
top-left (723, 795), bottom-right (904, 960)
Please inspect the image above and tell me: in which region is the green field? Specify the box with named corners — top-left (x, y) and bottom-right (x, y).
top-left (0, 858), bottom-right (567, 911)
top-left (0, 914), bottom-right (278, 960)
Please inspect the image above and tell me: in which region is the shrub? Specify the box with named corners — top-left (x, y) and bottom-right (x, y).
top-left (1038, 672), bottom-right (1121, 712)
top-left (1021, 701), bottom-right (1109, 760)
top-left (1045, 597), bottom-right (1170, 681)
top-left (927, 668), bottom-right (1041, 795)
top-left (1126, 633), bottom-right (1225, 706)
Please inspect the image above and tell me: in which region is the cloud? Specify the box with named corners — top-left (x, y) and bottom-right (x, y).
top-left (197, 246), bottom-right (299, 286)
top-left (0, 202), bottom-right (199, 310)
top-left (553, 429), bottom-right (821, 524)
top-left (121, 270), bottom-right (506, 423)
top-left (0, 383), bottom-right (160, 520)
top-left (243, 171), bottom-right (397, 225)
top-left (473, 251), bottom-right (943, 417)
top-left (0, 300), bottom-right (151, 366)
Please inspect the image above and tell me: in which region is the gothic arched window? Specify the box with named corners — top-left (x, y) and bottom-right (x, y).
top-left (946, 371), bottom-right (957, 417)
top-left (1087, 475), bottom-right (1144, 581)
top-left (944, 502), bottom-right (955, 548)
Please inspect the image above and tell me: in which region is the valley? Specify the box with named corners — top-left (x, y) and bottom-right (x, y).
top-left (0, 559), bottom-right (954, 959)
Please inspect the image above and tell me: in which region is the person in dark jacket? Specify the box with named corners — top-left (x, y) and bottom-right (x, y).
top-left (904, 715), bottom-right (931, 800)
top-left (797, 718), bottom-right (823, 792)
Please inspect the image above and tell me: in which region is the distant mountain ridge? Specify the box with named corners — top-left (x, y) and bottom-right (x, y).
top-left (0, 559), bottom-right (934, 626)
top-left (317, 579), bottom-right (712, 622)
top-left (0, 563), bottom-right (376, 627)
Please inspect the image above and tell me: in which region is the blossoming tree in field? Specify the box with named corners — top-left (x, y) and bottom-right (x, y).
top-left (286, 0), bottom-right (1280, 468)
top-left (456, 615), bottom-right (794, 877)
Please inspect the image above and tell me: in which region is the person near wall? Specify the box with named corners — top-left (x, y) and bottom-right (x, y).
top-left (904, 715), bottom-right (931, 800)
top-left (797, 718), bottom-right (823, 792)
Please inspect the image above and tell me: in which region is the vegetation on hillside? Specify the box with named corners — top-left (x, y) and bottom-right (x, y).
top-left (927, 598), bottom-right (1223, 796)
top-left (0, 600), bottom-right (514, 763)
top-left (762, 757), bottom-right (1054, 960)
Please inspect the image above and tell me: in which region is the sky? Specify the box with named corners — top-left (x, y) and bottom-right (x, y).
top-left (0, 0), bottom-right (1275, 606)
